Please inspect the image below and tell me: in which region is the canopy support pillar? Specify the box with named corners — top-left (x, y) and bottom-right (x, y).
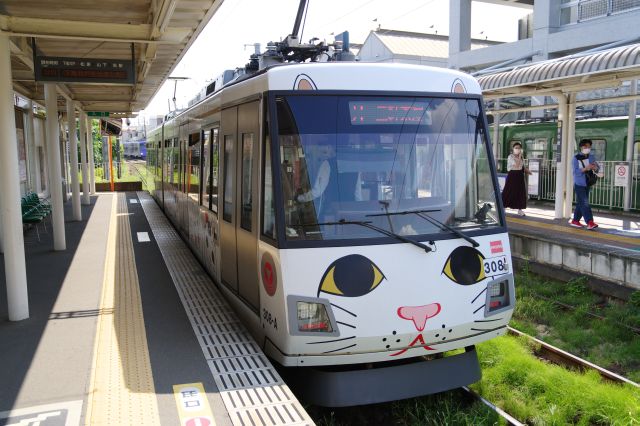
top-left (0, 32), bottom-right (29, 320)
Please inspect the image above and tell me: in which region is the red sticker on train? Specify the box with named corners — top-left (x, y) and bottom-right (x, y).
top-left (260, 252), bottom-right (277, 296)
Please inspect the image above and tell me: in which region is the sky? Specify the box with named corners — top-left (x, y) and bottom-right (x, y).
top-left (137, 0), bottom-right (531, 121)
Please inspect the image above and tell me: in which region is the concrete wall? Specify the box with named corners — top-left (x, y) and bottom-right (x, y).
top-left (509, 232), bottom-right (640, 291)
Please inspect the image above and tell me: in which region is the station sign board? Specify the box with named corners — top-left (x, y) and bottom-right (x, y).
top-left (34, 56), bottom-right (135, 85)
top-left (527, 159), bottom-right (540, 196)
top-left (87, 112), bottom-right (110, 117)
top-left (614, 162), bottom-right (629, 187)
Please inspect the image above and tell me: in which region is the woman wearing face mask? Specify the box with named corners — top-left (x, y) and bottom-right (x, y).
top-left (501, 142), bottom-right (531, 216)
top-left (570, 139), bottom-right (599, 230)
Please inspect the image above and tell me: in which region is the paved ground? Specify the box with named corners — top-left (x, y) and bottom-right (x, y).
top-left (505, 202), bottom-right (640, 251)
top-left (0, 193), bottom-right (231, 426)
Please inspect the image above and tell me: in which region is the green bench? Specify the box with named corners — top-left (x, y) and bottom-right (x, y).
top-left (21, 193), bottom-right (50, 241)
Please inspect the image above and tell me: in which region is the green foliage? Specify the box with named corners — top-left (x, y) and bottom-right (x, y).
top-left (473, 336), bottom-right (640, 425)
top-left (565, 276), bottom-right (589, 297)
top-left (630, 291), bottom-right (640, 308)
top-left (308, 389), bottom-right (502, 426)
top-left (512, 270), bottom-right (640, 383)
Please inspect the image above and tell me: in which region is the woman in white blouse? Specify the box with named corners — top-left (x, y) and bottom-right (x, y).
top-left (501, 142), bottom-right (531, 216)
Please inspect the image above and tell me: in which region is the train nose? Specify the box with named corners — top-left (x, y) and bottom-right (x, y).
top-left (397, 303), bottom-right (441, 331)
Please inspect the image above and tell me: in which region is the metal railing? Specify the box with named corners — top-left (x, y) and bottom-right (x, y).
top-left (561, 0), bottom-right (640, 25)
top-left (495, 158), bottom-right (640, 211)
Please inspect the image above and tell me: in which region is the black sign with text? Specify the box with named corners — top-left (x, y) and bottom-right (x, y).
top-left (34, 56), bottom-right (134, 84)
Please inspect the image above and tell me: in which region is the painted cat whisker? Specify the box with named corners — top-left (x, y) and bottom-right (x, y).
top-left (306, 336), bottom-right (356, 345)
top-left (470, 287), bottom-right (487, 304)
top-left (331, 303), bottom-right (357, 317)
top-left (322, 344), bottom-right (357, 354)
top-left (337, 321), bottom-right (356, 329)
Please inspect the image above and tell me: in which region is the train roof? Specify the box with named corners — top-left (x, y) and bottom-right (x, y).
top-left (147, 62), bottom-right (483, 135)
top-left (262, 62), bottom-right (482, 94)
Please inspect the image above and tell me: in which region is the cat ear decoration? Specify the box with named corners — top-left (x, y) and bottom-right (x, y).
top-left (442, 246), bottom-right (486, 285)
top-left (318, 254), bottom-right (385, 297)
top-left (451, 78), bottom-right (466, 94)
top-left (294, 74), bottom-right (317, 90)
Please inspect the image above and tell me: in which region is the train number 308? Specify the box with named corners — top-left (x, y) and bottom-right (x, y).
top-left (483, 256), bottom-right (509, 275)
top-left (262, 308), bottom-right (278, 330)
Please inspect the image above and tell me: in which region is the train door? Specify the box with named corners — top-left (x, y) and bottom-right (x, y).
top-left (236, 101), bottom-right (260, 310)
top-left (220, 107), bottom-right (239, 293)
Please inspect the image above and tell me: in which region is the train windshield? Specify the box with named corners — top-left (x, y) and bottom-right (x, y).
top-left (275, 94), bottom-right (500, 241)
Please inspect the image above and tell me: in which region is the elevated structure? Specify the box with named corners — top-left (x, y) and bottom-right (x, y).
top-left (449, 0), bottom-right (640, 71)
top-left (478, 43), bottom-right (640, 219)
top-left (2, 0), bottom-right (224, 114)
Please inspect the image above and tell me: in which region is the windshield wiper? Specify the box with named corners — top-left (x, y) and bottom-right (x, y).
top-left (315, 219), bottom-right (433, 253)
top-left (367, 208), bottom-right (480, 248)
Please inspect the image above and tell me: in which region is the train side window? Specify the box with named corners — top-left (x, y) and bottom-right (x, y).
top-left (240, 133), bottom-right (254, 231)
top-left (173, 138), bottom-right (179, 187)
top-left (201, 130), bottom-right (211, 207)
top-left (187, 132), bottom-right (201, 202)
top-left (210, 128), bottom-right (220, 211)
top-left (223, 135), bottom-right (234, 222)
top-left (262, 134), bottom-right (276, 240)
top-left (590, 139), bottom-right (606, 161)
top-left (525, 138), bottom-right (547, 160)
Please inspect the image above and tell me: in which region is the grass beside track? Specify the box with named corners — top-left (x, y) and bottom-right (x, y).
top-left (308, 388), bottom-right (503, 426)
top-left (472, 335), bottom-right (640, 425)
top-left (510, 264), bottom-right (640, 383)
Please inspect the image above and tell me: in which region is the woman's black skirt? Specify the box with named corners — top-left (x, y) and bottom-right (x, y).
top-left (502, 169), bottom-right (527, 209)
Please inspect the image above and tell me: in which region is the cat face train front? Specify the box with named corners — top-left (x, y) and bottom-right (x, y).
top-left (264, 237), bottom-right (514, 367)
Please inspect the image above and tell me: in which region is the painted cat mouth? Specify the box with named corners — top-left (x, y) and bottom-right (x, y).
top-left (389, 334), bottom-right (435, 357)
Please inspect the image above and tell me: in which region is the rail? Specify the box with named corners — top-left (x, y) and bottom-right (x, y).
top-left (495, 158), bottom-right (640, 211)
top-left (507, 326), bottom-right (639, 387)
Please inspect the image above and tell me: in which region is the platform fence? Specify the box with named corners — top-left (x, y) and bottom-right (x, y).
top-left (495, 158), bottom-right (640, 211)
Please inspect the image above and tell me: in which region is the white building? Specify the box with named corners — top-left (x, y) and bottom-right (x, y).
top-left (358, 28), bottom-right (499, 67)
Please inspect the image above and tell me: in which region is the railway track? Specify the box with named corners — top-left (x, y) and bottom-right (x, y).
top-left (507, 326), bottom-right (639, 387)
top-left (461, 386), bottom-right (524, 426)
top-left (531, 290), bottom-right (640, 336)
top-left (126, 160), bottom-right (148, 187)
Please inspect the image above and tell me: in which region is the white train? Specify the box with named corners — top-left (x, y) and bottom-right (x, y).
top-left (147, 61), bottom-right (515, 406)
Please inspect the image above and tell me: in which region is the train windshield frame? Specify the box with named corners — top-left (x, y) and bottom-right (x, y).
top-left (270, 92), bottom-right (503, 245)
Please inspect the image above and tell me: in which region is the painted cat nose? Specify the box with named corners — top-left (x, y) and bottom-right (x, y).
top-left (397, 303), bottom-right (441, 331)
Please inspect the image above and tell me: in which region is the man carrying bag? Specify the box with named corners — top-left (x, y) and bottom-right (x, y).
top-left (569, 139), bottom-right (599, 230)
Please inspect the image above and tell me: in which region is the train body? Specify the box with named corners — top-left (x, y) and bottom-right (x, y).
top-left (146, 62), bottom-right (514, 406)
top-left (497, 117), bottom-right (640, 164)
top-left (124, 139), bottom-right (147, 159)
top-left (496, 117), bottom-right (640, 209)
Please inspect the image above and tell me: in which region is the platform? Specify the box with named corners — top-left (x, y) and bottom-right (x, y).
top-left (0, 192), bottom-right (312, 426)
top-left (505, 203), bottom-right (640, 296)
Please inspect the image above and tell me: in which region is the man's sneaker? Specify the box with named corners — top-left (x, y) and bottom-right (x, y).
top-left (569, 219), bottom-right (584, 228)
top-left (587, 220), bottom-right (599, 230)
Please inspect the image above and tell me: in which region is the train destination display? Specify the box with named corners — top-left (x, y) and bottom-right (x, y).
top-left (349, 101), bottom-right (431, 125)
top-left (34, 56), bottom-right (135, 84)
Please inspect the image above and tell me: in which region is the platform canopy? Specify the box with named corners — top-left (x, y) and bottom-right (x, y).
top-left (478, 43), bottom-right (640, 98)
top-left (1, 0), bottom-right (223, 116)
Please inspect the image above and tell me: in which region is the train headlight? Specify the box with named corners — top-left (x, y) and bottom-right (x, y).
top-left (484, 275), bottom-right (515, 316)
top-left (287, 296), bottom-right (339, 336)
top-left (297, 301), bottom-right (333, 332)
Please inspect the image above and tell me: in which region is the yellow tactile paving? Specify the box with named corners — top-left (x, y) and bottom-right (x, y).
top-left (507, 216), bottom-right (640, 247)
top-left (86, 193), bottom-right (160, 425)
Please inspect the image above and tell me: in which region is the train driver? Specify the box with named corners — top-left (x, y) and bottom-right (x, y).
top-left (296, 140), bottom-right (337, 214)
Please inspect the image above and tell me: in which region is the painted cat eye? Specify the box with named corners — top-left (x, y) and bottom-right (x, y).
top-left (442, 246), bottom-right (486, 285)
top-left (318, 254), bottom-right (385, 297)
